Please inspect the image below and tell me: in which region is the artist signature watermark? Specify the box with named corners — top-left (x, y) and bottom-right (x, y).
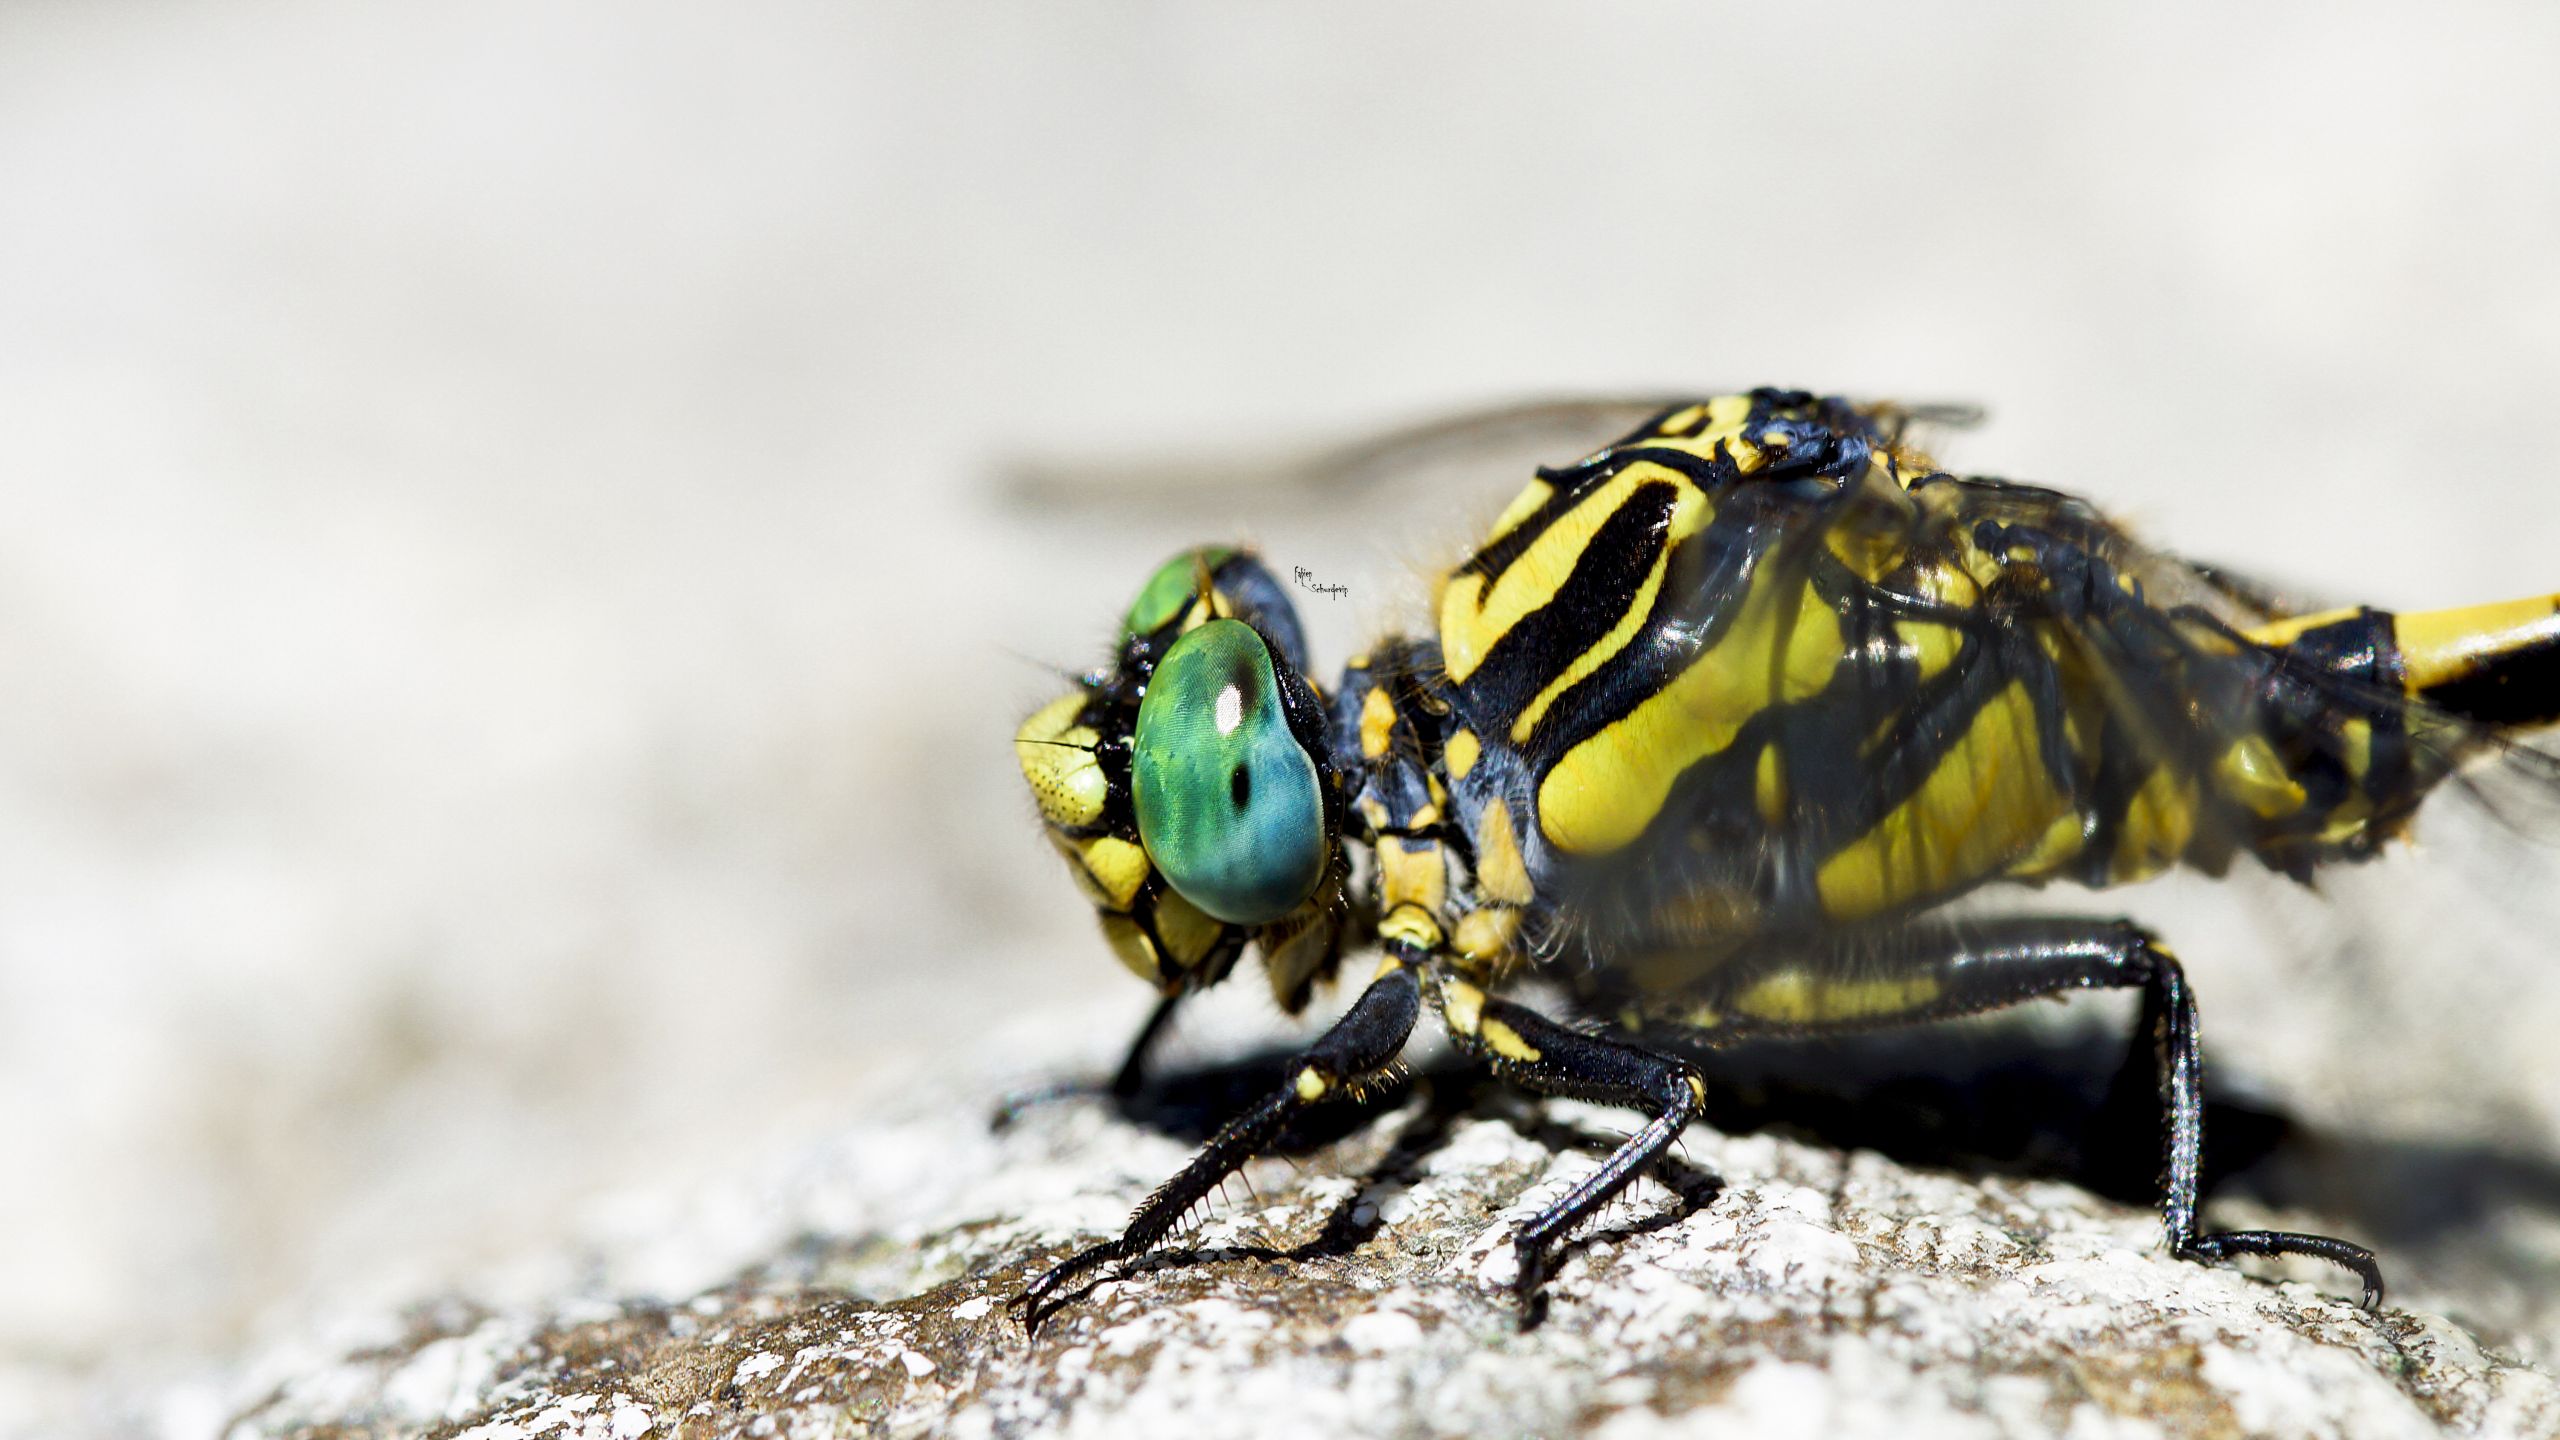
top-left (1292, 566), bottom-right (1348, 600)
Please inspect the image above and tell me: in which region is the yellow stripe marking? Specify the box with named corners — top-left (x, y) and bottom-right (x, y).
top-left (1508, 486), bottom-right (1716, 743)
top-left (1379, 836), bottom-right (1447, 916)
top-left (1734, 971), bottom-right (1943, 1025)
top-left (1482, 479), bottom-right (1556, 545)
top-left (2112, 765), bottom-right (2198, 881)
top-left (1816, 679), bottom-right (2064, 919)
top-left (1453, 906), bottom-right (1520, 963)
top-left (1539, 559), bottom-right (1844, 855)
top-left (1440, 979), bottom-right (1486, 1035)
top-left (1379, 904), bottom-right (1442, 952)
top-left (1446, 728), bottom-right (1481, 779)
top-left (2006, 812), bottom-right (2088, 880)
top-left (1360, 686), bottom-right (1398, 759)
top-left (1898, 620), bottom-right (1965, 685)
top-left (2341, 717), bottom-right (2374, 781)
top-left (1755, 743), bottom-right (1787, 824)
top-left (1440, 467), bottom-right (1709, 686)
top-left (2241, 605), bottom-right (2362, 651)
top-left (1474, 796), bottom-right (1535, 905)
top-left (2397, 594), bottom-right (2560, 693)
top-left (2215, 734), bottom-right (2307, 820)
top-left (1480, 1017), bottom-right (1543, 1063)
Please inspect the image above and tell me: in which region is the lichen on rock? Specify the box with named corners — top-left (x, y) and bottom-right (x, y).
top-left (205, 1008), bottom-right (2560, 1440)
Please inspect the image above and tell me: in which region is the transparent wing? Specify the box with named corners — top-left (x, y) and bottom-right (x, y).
top-left (995, 393), bottom-right (1908, 514)
top-left (1531, 455), bottom-right (2560, 966)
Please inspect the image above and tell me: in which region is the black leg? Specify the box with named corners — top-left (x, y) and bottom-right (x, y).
top-left (1433, 978), bottom-right (1704, 1309)
top-left (1012, 962), bottom-right (1422, 1333)
top-left (1107, 991), bottom-right (1184, 1098)
top-left (2129, 946), bottom-right (2383, 1307)
top-left (989, 990), bottom-right (1184, 1131)
top-left (1627, 917), bottom-right (2383, 1308)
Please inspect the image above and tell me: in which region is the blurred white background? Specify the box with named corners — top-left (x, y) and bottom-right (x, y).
top-left (6, 0), bottom-right (2560, 1429)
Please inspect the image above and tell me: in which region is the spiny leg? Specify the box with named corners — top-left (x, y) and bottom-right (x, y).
top-left (1011, 961), bottom-right (1421, 1333)
top-left (1641, 917), bottom-right (2382, 1308)
top-left (1433, 975), bottom-right (1705, 1307)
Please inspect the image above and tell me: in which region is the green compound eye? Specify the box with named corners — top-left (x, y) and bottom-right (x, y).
top-left (1131, 619), bottom-right (1329, 926)
top-left (1123, 546), bottom-right (1237, 639)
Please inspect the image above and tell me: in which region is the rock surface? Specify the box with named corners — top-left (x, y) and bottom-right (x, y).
top-left (191, 1009), bottom-right (2560, 1440)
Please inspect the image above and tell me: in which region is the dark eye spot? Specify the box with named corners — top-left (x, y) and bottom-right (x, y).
top-left (1229, 763), bottom-right (1251, 809)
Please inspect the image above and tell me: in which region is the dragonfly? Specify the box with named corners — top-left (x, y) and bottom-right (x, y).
top-left (1007, 388), bottom-right (2560, 1330)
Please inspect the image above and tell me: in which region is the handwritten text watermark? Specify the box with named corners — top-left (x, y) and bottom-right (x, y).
top-left (1292, 566), bottom-right (1348, 600)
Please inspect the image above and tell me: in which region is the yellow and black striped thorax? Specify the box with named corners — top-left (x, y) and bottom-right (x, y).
top-left (1023, 388), bottom-right (2560, 1001)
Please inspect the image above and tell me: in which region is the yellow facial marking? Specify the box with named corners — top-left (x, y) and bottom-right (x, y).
top-left (1734, 970), bottom-right (1943, 1025)
top-left (1473, 796), bottom-right (1535, 905)
top-left (1360, 685), bottom-right (1398, 759)
top-left (1540, 560), bottom-right (1843, 855)
top-left (1064, 834), bottom-right (1149, 910)
top-left (1445, 728), bottom-right (1482, 779)
top-left (1152, 888), bottom-right (1227, 968)
top-left (1100, 913), bottom-right (1161, 985)
top-left (1015, 693), bottom-right (1106, 827)
top-left (1480, 1017), bottom-right (1543, 1063)
top-left (1814, 679), bottom-right (2065, 920)
top-left (1294, 1067), bottom-right (1331, 1102)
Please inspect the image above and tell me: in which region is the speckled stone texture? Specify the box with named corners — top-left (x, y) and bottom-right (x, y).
top-left (207, 1016), bottom-right (2560, 1440)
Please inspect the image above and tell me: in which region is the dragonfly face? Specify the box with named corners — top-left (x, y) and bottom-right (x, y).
top-left (1014, 548), bottom-right (1340, 995)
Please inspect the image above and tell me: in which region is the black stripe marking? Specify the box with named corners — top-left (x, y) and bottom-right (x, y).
top-left (1463, 481), bottom-right (1681, 731)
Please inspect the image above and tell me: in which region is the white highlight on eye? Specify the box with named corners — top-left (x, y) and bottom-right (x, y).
top-left (1215, 683), bottom-right (1244, 736)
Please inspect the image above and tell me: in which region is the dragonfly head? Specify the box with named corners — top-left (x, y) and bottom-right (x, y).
top-left (1015, 547), bottom-right (1344, 995)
